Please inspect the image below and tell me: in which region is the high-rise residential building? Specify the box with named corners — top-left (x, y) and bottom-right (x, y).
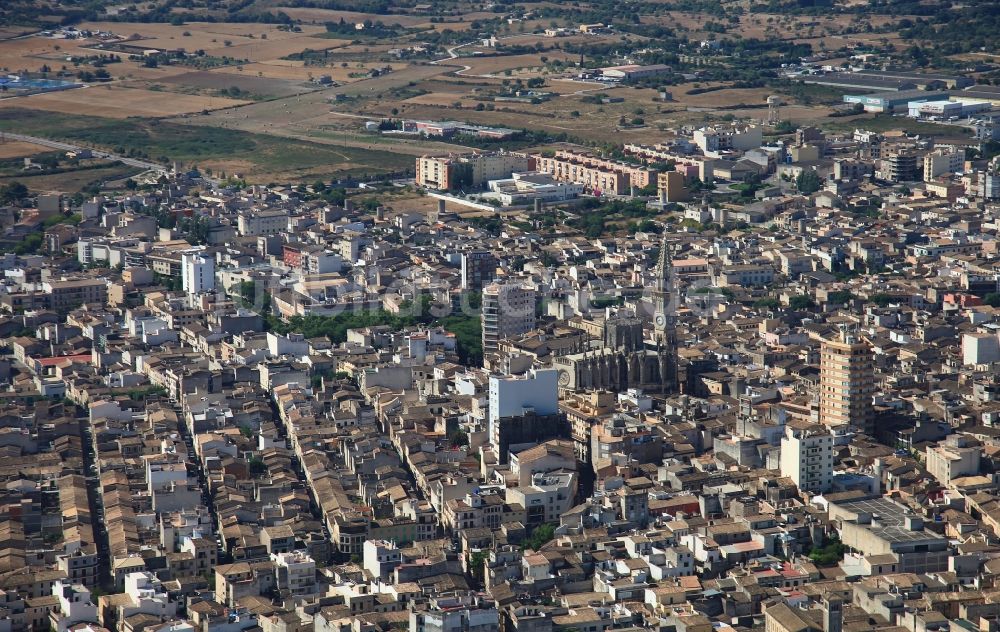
top-left (819, 327), bottom-right (875, 432)
top-left (923, 148), bottom-right (964, 182)
top-left (181, 251), bottom-right (215, 294)
top-left (882, 152), bottom-right (918, 182)
top-left (461, 250), bottom-right (497, 291)
top-left (481, 282), bottom-right (536, 354)
top-left (779, 424), bottom-right (834, 494)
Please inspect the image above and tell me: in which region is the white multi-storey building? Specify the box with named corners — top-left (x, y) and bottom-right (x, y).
top-left (272, 551), bottom-right (317, 597)
top-left (780, 424), bottom-right (833, 494)
top-left (487, 369), bottom-right (558, 450)
top-left (181, 250), bottom-right (215, 294)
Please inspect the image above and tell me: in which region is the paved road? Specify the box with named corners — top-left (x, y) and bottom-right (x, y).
top-left (1, 131), bottom-right (168, 173)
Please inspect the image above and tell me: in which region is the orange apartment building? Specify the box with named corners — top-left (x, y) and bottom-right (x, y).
top-left (534, 149), bottom-right (656, 195)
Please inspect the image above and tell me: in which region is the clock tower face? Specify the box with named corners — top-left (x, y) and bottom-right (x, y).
top-left (655, 314), bottom-right (666, 328)
top-left (557, 370), bottom-right (570, 387)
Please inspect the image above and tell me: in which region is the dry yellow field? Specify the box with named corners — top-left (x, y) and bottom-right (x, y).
top-left (401, 92), bottom-right (476, 107)
top-left (457, 52), bottom-right (574, 76)
top-left (79, 21), bottom-right (325, 53)
top-left (271, 8), bottom-right (429, 27)
top-left (0, 85), bottom-right (249, 118)
top-left (210, 60), bottom-right (317, 82)
top-left (0, 140), bottom-right (50, 159)
top-left (0, 36), bottom-right (96, 73)
top-left (200, 36), bottom-right (344, 63)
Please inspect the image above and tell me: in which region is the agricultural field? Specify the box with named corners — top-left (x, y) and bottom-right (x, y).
top-left (0, 108), bottom-right (414, 183)
top-left (0, 140), bottom-right (50, 159)
top-left (0, 84), bottom-right (250, 118)
top-left (455, 52), bottom-right (575, 78)
top-left (0, 0), bottom-right (982, 189)
top-left (148, 69), bottom-right (309, 98)
top-left (0, 163), bottom-right (143, 194)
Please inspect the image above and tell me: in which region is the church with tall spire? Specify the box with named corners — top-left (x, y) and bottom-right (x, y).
top-left (651, 233), bottom-right (679, 394)
top-left (551, 233), bottom-right (680, 396)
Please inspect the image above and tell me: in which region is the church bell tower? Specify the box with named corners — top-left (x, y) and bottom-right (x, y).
top-left (652, 234), bottom-right (679, 393)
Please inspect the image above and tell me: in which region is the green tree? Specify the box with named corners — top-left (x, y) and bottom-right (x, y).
top-left (796, 170), bottom-right (822, 194)
top-left (448, 430), bottom-right (469, 447)
top-left (468, 551), bottom-right (487, 584)
top-left (248, 456), bottom-right (267, 477)
top-left (0, 182), bottom-right (28, 204)
top-left (523, 523), bottom-right (556, 551)
top-left (808, 535), bottom-right (846, 566)
top-left (788, 295), bottom-right (816, 310)
top-left (826, 290), bottom-right (854, 305)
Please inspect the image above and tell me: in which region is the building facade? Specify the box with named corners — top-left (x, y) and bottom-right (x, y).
top-left (181, 251), bottom-right (215, 295)
top-left (779, 424), bottom-right (833, 494)
top-left (482, 282), bottom-right (536, 353)
top-left (416, 152), bottom-right (532, 191)
top-left (819, 328), bottom-right (875, 432)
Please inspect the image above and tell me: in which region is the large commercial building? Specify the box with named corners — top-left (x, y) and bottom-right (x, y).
top-left (416, 152), bottom-right (533, 190)
top-left (828, 497), bottom-right (950, 574)
top-left (842, 90), bottom-right (950, 114)
top-left (601, 64), bottom-right (672, 81)
top-left (481, 282), bottom-right (536, 353)
top-left (819, 328), bottom-right (875, 433)
top-left (779, 424), bottom-right (834, 494)
top-left (486, 172), bottom-right (584, 206)
top-left (809, 70), bottom-right (970, 92)
top-left (908, 98), bottom-right (991, 120)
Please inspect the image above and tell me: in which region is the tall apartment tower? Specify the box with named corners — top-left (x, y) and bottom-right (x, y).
top-left (482, 282), bottom-right (536, 355)
top-left (181, 251), bottom-right (215, 295)
top-left (461, 250), bottom-right (498, 291)
top-left (819, 327), bottom-right (875, 432)
top-left (780, 424), bottom-right (834, 494)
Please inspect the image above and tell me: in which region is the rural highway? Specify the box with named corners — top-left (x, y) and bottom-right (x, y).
top-left (1, 131), bottom-right (169, 173)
